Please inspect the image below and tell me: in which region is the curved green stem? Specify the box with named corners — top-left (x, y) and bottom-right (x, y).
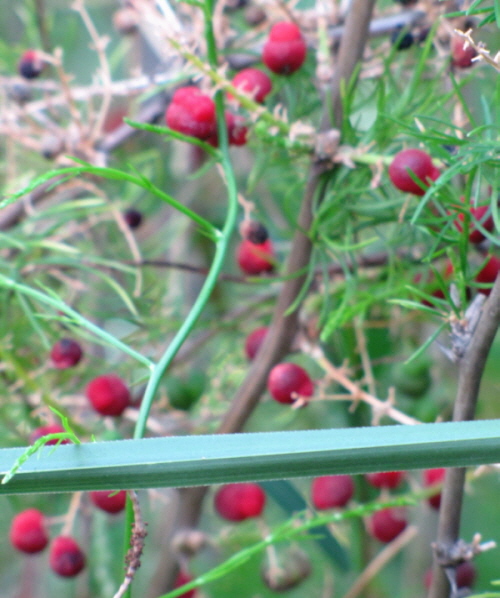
top-left (132, 3), bottom-right (239, 440)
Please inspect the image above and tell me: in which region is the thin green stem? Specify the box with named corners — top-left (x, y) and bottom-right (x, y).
top-left (0, 273), bottom-right (154, 369)
top-left (132, 3), bottom-right (239, 439)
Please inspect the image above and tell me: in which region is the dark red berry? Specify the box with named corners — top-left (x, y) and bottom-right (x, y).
top-left (388, 149), bottom-right (436, 196)
top-left (391, 26), bottom-right (414, 50)
top-left (244, 326), bottom-right (269, 360)
top-left (29, 424), bottom-right (70, 446)
top-left (367, 507), bottom-right (407, 543)
top-left (475, 255), bottom-right (500, 295)
top-left (86, 374), bottom-right (131, 416)
top-left (451, 36), bottom-right (477, 68)
top-left (174, 570), bottom-right (197, 598)
top-left (214, 483), bottom-right (266, 521)
top-left (89, 490), bottom-right (127, 514)
top-left (165, 87), bottom-right (217, 140)
top-left (240, 220), bottom-right (269, 244)
top-left (423, 468), bottom-right (445, 509)
top-left (365, 471), bottom-right (405, 489)
top-left (237, 238), bottom-right (275, 275)
top-left (18, 49), bottom-right (45, 79)
top-left (267, 362), bottom-right (314, 404)
top-left (311, 475), bottom-right (354, 509)
top-left (226, 112), bottom-right (248, 146)
top-left (262, 22), bottom-right (307, 75)
top-left (49, 536), bottom-right (85, 577)
top-left (231, 68), bottom-right (272, 103)
top-left (10, 509), bottom-right (49, 554)
top-left (453, 198), bottom-right (494, 243)
top-left (50, 338), bottom-right (83, 369)
top-left (124, 208), bottom-right (143, 229)
top-left (424, 561), bottom-right (476, 590)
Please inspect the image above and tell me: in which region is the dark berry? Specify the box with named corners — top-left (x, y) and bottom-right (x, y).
top-left (262, 22), bottom-right (307, 75)
top-left (423, 468), bottom-right (445, 509)
top-left (424, 561), bottom-right (476, 590)
top-left (451, 36), bottom-right (477, 68)
top-left (86, 374), bottom-right (131, 416)
top-left (388, 148), bottom-right (436, 196)
top-left (237, 238), bottom-right (275, 275)
top-left (214, 483), bottom-right (266, 521)
top-left (29, 424), bottom-right (70, 445)
top-left (311, 475), bottom-right (354, 509)
top-left (231, 68), bottom-right (272, 103)
top-left (244, 326), bottom-right (269, 360)
top-left (267, 362), bottom-right (314, 404)
top-left (89, 490), bottom-right (127, 514)
top-left (10, 509), bottom-right (49, 554)
top-left (475, 255), bottom-right (500, 295)
top-left (367, 507), bottom-right (407, 543)
top-left (18, 50), bottom-right (45, 80)
top-left (50, 338), bottom-right (83, 369)
top-left (165, 87), bottom-right (217, 141)
top-left (240, 220), bottom-right (269, 244)
top-left (124, 208), bottom-right (143, 229)
top-left (49, 536), bottom-right (86, 577)
top-left (391, 26), bottom-right (414, 50)
top-left (365, 471), bottom-right (405, 489)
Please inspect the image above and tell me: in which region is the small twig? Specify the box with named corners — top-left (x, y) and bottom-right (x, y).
top-left (113, 491), bottom-right (147, 598)
top-left (342, 525), bottom-right (418, 598)
top-left (311, 345), bottom-right (420, 426)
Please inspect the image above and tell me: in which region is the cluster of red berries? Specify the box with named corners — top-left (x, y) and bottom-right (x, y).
top-left (389, 148), bottom-right (499, 295)
top-left (10, 491), bottom-right (126, 577)
top-left (165, 21), bottom-right (306, 148)
top-left (308, 468), bottom-right (445, 544)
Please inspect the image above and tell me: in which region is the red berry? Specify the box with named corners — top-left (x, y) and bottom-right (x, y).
top-left (453, 198), bottom-right (494, 244)
top-left (388, 149), bottom-right (436, 196)
top-left (262, 22), bottom-right (307, 75)
top-left (475, 255), bottom-right (500, 295)
top-left (50, 338), bottom-right (83, 369)
top-left (214, 483), bottom-right (266, 521)
top-left (365, 471), bottom-right (405, 489)
top-left (237, 238), bottom-right (275, 275)
top-left (244, 326), bottom-right (269, 360)
top-left (86, 374), bottom-right (131, 416)
top-left (10, 509), bottom-right (49, 554)
top-left (367, 507), bottom-right (407, 543)
top-left (18, 49), bottom-right (45, 79)
top-left (89, 490), bottom-right (127, 514)
top-left (49, 536), bottom-right (86, 577)
top-left (29, 424), bottom-right (70, 445)
top-left (424, 561), bottom-right (476, 589)
top-left (451, 36), bottom-right (477, 68)
top-left (226, 112), bottom-right (248, 146)
top-left (174, 570), bottom-right (197, 598)
top-left (423, 468), bottom-right (445, 509)
top-left (123, 208), bottom-right (143, 229)
top-left (311, 475), bottom-right (354, 509)
top-left (231, 68), bottom-right (272, 103)
top-left (165, 86), bottom-right (217, 140)
top-left (267, 362), bottom-right (314, 404)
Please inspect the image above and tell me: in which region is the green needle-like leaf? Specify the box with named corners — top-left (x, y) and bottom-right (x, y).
top-left (1, 419), bottom-right (500, 494)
